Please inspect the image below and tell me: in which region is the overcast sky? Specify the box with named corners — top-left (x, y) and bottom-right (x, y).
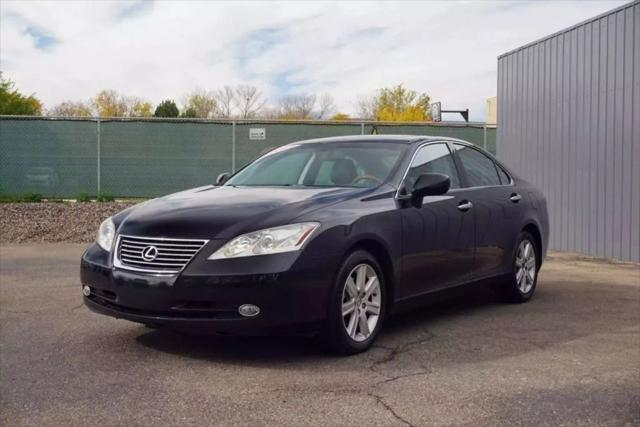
top-left (0, 0), bottom-right (628, 121)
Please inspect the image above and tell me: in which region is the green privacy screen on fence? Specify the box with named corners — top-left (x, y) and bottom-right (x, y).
top-left (0, 119), bottom-right (98, 197)
top-left (0, 117), bottom-right (496, 198)
top-left (100, 121), bottom-right (233, 197)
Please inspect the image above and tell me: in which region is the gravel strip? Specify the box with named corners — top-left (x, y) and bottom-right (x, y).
top-left (0, 202), bottom-right (136, 244)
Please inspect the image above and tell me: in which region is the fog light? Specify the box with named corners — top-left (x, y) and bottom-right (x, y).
top-left (238, 304), bottom-right (260, 317)
top-left (82, 286), bottom-right (91, 297)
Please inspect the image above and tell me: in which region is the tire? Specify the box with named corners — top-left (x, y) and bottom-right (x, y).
top-left (321, 249), bottom-right (387, 355)
top-left (501, 231), bottom-right (539, 303)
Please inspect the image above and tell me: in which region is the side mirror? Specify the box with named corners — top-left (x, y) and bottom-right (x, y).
top-left (215, 172), bottom-right (230, 186)
top-left (411, 173), bottom-right (450, 200)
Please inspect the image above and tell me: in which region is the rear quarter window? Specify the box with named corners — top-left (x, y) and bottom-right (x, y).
top-left (496, 165), bottom-right (511, 185)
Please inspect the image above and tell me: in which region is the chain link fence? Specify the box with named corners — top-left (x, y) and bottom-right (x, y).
top-left (0, 116), bottom-right (496, 198)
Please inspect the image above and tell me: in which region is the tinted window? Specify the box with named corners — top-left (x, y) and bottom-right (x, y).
top-left (496, 165), bottom-right (511, 185)
top-left (403, 143), bottom-right (460, 193)
top-left (235, 151), bottom-right (312, 186)
top-left (227, 142), bottom-right (406, 188)
top-left (453, 144), bottom-right (500, 187)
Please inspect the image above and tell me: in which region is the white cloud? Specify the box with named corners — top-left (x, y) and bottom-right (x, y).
top-left (0, 0), bottom-right (629, 121)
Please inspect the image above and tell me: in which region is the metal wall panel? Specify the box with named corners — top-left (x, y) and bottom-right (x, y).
top-left (497, 1), bottom-right (639, 262)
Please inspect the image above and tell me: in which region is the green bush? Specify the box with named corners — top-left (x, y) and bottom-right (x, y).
top-left (154, 99), bottom-right (179, 117)
top-left (76, 192), bottom-right (91, 203)
top-left (23, 192), bottom-right (43, 202)
top-left (0, 192), bottom-right (43, 203)
top-left (96, 192), bottom-right (115, 202)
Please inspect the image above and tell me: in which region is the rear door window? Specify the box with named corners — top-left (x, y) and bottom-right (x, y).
top-left (453, 144), bottom-right (501, 187)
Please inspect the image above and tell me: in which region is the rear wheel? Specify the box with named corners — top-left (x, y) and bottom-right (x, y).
top-left (322, 250), bottom-right (386, 355)
top-left (501, 231), bottom-right (539, 303)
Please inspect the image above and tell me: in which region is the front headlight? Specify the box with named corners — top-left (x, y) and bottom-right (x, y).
top-left (209, 222), bottom-right (319, 260)
top-left (96, 217), bottom-right (116, 252)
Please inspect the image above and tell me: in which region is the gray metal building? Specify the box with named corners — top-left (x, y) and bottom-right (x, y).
top-left (497, 1), bottom-right (639, 262)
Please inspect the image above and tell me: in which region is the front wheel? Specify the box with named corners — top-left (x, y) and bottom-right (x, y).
top-left (321, 250), bottom-right (386, 355)
top-left (501, 231), bottom-right (539, 303)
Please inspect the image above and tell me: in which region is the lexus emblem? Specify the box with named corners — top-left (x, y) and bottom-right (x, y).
top-left (141, 245), bottom-right (158, 261)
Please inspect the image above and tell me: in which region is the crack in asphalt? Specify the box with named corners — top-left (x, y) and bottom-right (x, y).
top-left (368, 391), bottom-right (415, 426)
top-left (374, 370), bottom-right (432, 387)
top-left (233, 333), bottom-right (435, 425)
top-left (238, 386), bottom-right (415, 426)
top-left (361, 330), bottom-right (435, 426)
top-left (369, 330), bottom-right (435, 378)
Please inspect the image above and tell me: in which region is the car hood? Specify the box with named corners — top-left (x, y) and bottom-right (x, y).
top-left (117, 185), bottom-right (363, 239)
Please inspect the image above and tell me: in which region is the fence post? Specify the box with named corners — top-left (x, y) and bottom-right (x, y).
top-left (96, 119), bottom-right (101, 196)
top-left (231, 120), bottom-right (236, 173)
top-left (483, 125), bottom-right (487, 151)
top-left (360, 122), bottom-right (365, 135)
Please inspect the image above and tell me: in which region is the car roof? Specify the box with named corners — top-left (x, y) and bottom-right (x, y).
top-left (294, 135), bottom-right (472, 145)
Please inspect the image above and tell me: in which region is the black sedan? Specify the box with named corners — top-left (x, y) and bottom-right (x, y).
top-left (81, 135), bottom-right (549, 354)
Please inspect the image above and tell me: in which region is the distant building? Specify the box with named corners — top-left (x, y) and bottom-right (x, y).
top-left (486, 96), bottom-right (497, 125)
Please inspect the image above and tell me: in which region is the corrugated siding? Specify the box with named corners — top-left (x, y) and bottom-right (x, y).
top-left (497, 1), bottom-right (639, 262)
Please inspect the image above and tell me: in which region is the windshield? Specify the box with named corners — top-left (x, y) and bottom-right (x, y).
top-left (226, 142), bottom-right (407, 188)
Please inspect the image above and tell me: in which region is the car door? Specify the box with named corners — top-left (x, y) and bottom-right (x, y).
top-left (451, 143), bottom-right (521, 280)
top-left (399, 142), bottom-right (476, 298)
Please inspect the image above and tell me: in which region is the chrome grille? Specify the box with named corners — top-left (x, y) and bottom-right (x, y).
top-left (115, 235), bottom-right (208, 274)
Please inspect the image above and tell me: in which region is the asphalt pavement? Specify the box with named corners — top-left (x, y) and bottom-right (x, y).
top-left (1, 244), bottom-right (638, 426)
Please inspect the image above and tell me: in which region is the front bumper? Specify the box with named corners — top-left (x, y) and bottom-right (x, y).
top-left (80, 243), bottom-right (340, 335)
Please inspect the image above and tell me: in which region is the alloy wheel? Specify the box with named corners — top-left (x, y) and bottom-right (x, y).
top-left (515, 240), bottom-right (536, 294)
top-left (341, 263), bottom-right (381, 342)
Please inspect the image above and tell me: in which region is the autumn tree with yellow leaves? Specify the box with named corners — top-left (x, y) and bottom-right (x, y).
top-left (0, 72), bottom-right (43, 115)
top-left (357, 85), bottom-right (431, 122)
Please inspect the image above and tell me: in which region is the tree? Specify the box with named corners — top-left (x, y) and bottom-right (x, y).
top-left (184, 90), bottom-right (217, 118)
top-left (181, 107), bottom-right (197, 118)
top-left (0, 73), bottom-right (43, 115)
top-left (234, 85), bottom-right (265, 118)
top-left (277, 94), bottom-right (316, 119)
top-left (330, 112), bottom-right (351, 121)
top-left (154, 99), bottom-right (179, 117)
top-left (214, 86), bottom-right (235, 118)
top-left (256, 106), bottom-right (280, 120)
top-left (358, 85), bottom-right (431, 122)
top-left (48, 101), bottom-right (93, 117)
top-left (91, 91), bottom-right (152, 117)
top-left (316, 93), bottom-right (335, 119)
top-left (92, 90), bottom-right (127, 117)
top-left (126, 98), bottom-right (153, 117)
top-left (356, 94), bottom-right (378, 120)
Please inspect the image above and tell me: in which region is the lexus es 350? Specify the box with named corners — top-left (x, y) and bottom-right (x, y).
top-left (81, 136), bottom-right (549, 354)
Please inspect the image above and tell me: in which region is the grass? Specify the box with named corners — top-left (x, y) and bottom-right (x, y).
top-left (0, 192), bottom-right (43, 203)
top-left (96, 192), bottom-right (115, 202)
top-left (74, 192), bottom-right (115, 202)
top-left (76, 192), bottom-right (91, 203)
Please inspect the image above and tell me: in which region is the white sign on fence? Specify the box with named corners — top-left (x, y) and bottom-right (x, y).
top-left (249, 128), bottom-right (266, 140)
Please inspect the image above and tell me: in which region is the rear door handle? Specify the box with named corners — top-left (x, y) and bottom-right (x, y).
top-left (457, 201), bottom-right (473, 212)
top-left (510, 193), bottom-right (522, 203)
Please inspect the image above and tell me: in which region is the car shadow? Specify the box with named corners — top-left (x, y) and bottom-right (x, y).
top-left (134, 283), bottom-right (503, 364)
top-left (134, 275), bottom-right (639, 368)
top-left (135, 328), bottom-right (329, 363)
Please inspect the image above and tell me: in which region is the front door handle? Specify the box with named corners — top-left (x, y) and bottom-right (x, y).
top-left (457, 201), bottom-right (473, 212)
top-left (510, 193), bottom-right (522, 203)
